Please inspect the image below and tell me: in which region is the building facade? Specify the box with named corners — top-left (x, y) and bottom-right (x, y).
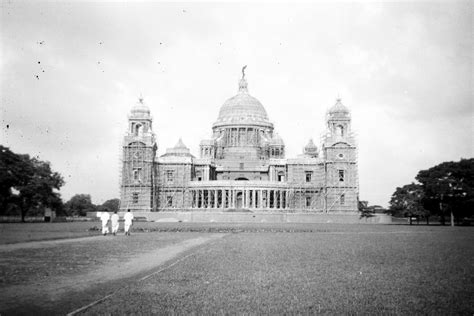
top-left (120, 71), bottom-right (358, 213)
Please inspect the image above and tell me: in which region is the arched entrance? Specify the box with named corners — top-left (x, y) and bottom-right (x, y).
top-left (236, 191), bottom-right (243, 209)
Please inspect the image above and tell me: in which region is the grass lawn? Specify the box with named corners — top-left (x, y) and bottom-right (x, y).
top-left (82, 225), bottom-right (474, 315)
top-left (1, 223), bottom-right (472, 315)
top-left (0, 221), bottom-right (168, 244)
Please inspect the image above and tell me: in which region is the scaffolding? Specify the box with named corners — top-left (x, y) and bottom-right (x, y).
top-left (149, 129), bottom-right (358, 213)
top-left (119, 140), bottom-right (155, 212)
top-left (156, 161), bottom-right (190, 211)
top-left (320, 128), bottom-right (359, 213)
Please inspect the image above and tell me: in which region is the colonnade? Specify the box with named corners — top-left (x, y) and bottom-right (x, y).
top-left (190, 188), bottom-right (288, 209)
top-left (224, 127), bottom-right (260, 146)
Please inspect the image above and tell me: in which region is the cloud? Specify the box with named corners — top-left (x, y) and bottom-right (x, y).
top-left (1, 1), bottom-right (472, 206)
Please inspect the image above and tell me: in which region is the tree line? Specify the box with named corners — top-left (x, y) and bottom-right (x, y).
top-left (388, 158), bottom-right (474, 225)
top-left (2, 145), bottom-right (472, 224)
top-left (0, 146), bottom-right (119, 221)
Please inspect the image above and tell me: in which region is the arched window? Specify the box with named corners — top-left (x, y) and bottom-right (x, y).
top-left (133, 168), bottom-right (141, 181)
top-left (336, 125), bottom-right (344, 137)
top-left (278, 172), bottom-right (285, 182)
top-left (338, 169), bottom-right (345, 182)
top-left (134, 124), bottom-right (143, 136)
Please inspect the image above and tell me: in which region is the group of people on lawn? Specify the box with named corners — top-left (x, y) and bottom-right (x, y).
top-left (99, 209), bottom-right (134, 236)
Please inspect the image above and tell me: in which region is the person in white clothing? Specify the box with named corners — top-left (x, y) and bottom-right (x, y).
top-left (100, 212), bottom-right (110, 236)
top-left (124, 209), bottom-right (134, 236)
top-left (111, 211), bottom-right (120, 236)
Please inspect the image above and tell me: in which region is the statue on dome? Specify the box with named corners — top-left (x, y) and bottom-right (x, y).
top-left (242, 65), bottom-right (247, 79)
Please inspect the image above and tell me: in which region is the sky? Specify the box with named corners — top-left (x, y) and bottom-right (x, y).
top-left (1, 1), bottom-right (472, 207)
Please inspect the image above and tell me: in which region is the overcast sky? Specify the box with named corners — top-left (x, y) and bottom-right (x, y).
top-left (1, 1), bottom-right (472, 207)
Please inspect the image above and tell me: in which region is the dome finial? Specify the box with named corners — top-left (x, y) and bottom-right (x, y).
top-left (242, 65), bottom-right (247, 79)
top-left (138, 93), bottom-right (144, 104)
top-left (238, 66), bottom-right (248, 93)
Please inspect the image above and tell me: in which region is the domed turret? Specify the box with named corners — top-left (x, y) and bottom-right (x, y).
top-left (130, 97), bottom-right (151, 119)
top-left (270, 133), bottom-right (284, 146)
top-left (127, 96), bottom-right (153, 137)
top-left (304, 139), bottom-right (318, 158)
top-left (162, 138), bottom-right (194, 157)
top-left (328, 98), bottom-right (350, 118)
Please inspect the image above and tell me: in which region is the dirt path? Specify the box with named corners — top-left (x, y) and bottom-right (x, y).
top-left (0, 233), bottom-right (226, 314)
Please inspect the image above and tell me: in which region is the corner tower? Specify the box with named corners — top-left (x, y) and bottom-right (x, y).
top-left (323, 98), bottom-right (358, 212)
top-left (120, 97), bottom-right (157, 212)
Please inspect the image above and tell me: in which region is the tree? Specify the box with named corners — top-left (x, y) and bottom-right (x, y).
top-left (389, 183), bottom-right (428, 224)
top-left (0, 146), bottom-right (65, 221)
top-left (64, 194), bottom-right (97, 216)
top-left (98, 198), bottom-right (120, 213)
top-left (416, 158), bottom-right (474, 226)
top-left (358, 200), bottom-right (374, 218)
top-left (0, 146), bottom-right (30, 213)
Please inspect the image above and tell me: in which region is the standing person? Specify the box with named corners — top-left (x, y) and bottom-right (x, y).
top-left (123, 209), bottom-right (134, 236)
top-left (111, 211), bottom-right (120, 236)
top-left (100, 211), bottom-right (110, 236)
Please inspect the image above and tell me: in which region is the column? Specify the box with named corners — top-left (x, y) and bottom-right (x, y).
top-left (214, 189), bottom-right (218, 209)
top-left (206, 190), bottom-right (210, 209)
top-left (268, 190), bottom-right (271, 209)
top-left (247, 189), bottom-right (251, 208)
top-left (202, 189), bottom-right (205, 209)
top-left (200, 190), bottom-right (204, 209)
top-left (232, 190), bottom-right (236, 208)
top-left (194, 190), bottom-right (197, 209)
top-left (199, 189), bottom-right (202, 208)
top-left (245, 189), bottom-right (249, 208)
top-left (280, 190), bottom-right (284, 209)
top-left (274, 190), bottom-right (278, 209)
top-left (268, 190), bottom-right (272, 209)
top-left (252, 190), bottom-right (256, 208)
top-left (195, 190), bottom-right (198, 208)
top-left (195, 190), bottom-right (199, 208)
top-left (271, 190), bottom-right (275, 209)
top-left (222, 190), bottom-right (226, 209)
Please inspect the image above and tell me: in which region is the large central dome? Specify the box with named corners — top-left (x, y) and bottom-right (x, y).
top-left (213, 77), bottom-right (272, 128)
